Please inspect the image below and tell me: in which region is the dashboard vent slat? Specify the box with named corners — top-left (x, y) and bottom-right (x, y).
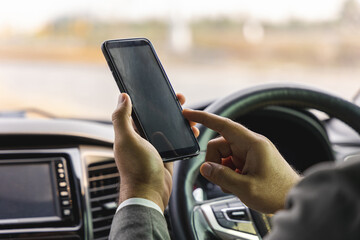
top-left (93, 237), bottom-right (108, 240)
top-left (88, 162), bottom-right (117, 172)
top-left (90, 183), bottom-right (118, 193)
top-left (92, 215), bottom-right (115, 223)
top-left (93, 225), bottom-right (112, 233)
top-left (88, 172), bottom-right (119, 182)
top-left (90, 193), bottom-right (118, 203)
top-left (88, 159), bottom-right (119, 240)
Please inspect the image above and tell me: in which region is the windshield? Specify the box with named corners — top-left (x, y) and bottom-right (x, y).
top-left (1, 0), bottom-right (359, 120)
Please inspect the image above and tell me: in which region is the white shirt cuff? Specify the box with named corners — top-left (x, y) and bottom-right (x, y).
top-left (116, 198), bottom-right (164, 216)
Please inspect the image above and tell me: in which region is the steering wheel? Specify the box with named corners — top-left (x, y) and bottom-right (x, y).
top-left (169, 84), bottom-right (360, 240)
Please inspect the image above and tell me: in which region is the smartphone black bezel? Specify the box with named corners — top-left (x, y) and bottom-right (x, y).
top-left (102, 38), bottom-right (200, 161)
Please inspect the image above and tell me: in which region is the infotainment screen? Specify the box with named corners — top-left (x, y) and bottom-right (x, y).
top-left (0, 161), bottom-right (61, 224)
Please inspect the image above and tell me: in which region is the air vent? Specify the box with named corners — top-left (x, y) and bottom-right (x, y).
top-left (88, 159), bottom-right (119, 240)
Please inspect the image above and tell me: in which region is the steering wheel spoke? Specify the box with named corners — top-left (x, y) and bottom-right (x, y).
top-left (197, 196), bottom-right (260, 240)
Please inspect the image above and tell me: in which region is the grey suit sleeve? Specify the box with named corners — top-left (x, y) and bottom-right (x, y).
top-left (265, 159), bottom-right (360, 240)
top-left (109, 205), bottom-right (171, 240)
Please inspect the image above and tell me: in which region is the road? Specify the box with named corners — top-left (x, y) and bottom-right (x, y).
top-left (0, 59), bottom-right (359, 120)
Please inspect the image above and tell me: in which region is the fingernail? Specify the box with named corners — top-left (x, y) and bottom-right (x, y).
top-left (117, 94), bottom-right (125, 108)
top-left (201, 163), bottom-right (212, 177)
top-left (120, 94), bottom-right (126, 103)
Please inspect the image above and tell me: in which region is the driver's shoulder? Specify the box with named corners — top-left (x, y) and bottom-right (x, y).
top-left (301, 156), bottom-right (360, 189)
top-left (268, 158), bottom-right (360, 240)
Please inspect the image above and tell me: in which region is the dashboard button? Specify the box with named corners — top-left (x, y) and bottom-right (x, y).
top-left (59, 173), bottom-right (65, 179)
top-left (60, 191), bottom-right (69, 197)
top-left (59, 181), bottom-right (67, 187)
top-left (63, 209), bottom-right (71, 216)
top-left (57, 163), bottom-right (63, 168)
top-left (62, 200), bottom-right (70, 206)
top-left (58, 168), bottom-right (65, 173)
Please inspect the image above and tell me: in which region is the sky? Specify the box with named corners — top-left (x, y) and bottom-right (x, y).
top-left (0, 0), bottom-right (351, 32)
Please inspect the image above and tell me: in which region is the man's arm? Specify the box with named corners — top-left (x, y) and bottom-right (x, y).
top-left (110, 93), bottom-right (300, 238)
top-left (266, 158), bottom-right (360, 240)
top-left (183, 109), bottom-right (301, 214)
top-left (109, 204), bottom-right (170, 240)
top-left (110, 95), bottom-right (360, 239)
top-left (112, 93), bottom-right (173, 211)
top-left (184, 109), bottom-right (360, 239)
top-left (109, 93), bottom-right (197, 239)
top-left (109, 93), bottom-right (173, 239)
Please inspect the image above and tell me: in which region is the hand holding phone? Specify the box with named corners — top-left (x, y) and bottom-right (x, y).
top-left (102, 38), bottom-right (199, 161)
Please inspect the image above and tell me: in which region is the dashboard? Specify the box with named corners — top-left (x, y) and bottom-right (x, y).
top-left (0, 118), bottom-right (117, 240)
top-left (0, 102), bottom-right (359, 240)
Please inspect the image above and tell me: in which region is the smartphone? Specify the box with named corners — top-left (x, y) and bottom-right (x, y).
top-left (102, 38), bottom-right (200, 162)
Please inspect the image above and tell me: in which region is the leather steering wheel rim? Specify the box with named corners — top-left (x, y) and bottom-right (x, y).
top-left (169, 83), bottom-right (360, 240)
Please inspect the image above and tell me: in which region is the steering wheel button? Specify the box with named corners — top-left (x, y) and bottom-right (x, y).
top-left (217, 218), bottom-right (236, 229)
top-left (228, 202), bottom-right (243, 208)
top-left (214, 211), bottom-right (225, 219)
top-left (229, 202), bottom-right (244, 208)
top-left (211, 204), bottom-right (227, 212)
top-left (232, 211), bottom-right (245, 216)
top-left (226, 209), bottom-right (250, 221)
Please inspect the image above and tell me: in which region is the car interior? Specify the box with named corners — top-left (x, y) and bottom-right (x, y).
top-left (1, 1), bottom-right (360, 239)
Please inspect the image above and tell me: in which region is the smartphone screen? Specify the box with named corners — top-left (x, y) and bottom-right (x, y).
top-left (102, 38), bottom-right (199, 161)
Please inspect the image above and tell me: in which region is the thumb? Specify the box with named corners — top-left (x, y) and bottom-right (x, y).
top-left (112, 93), bottom-right (133, 136)
top-left (200, 162), bottom-right (249, 194)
